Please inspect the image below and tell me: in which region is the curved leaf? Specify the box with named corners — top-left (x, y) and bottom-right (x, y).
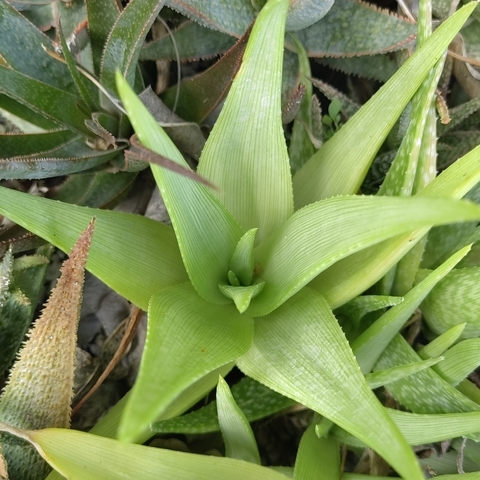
top-left (296, 0), bottom-right (416, 57)
top-left (0, 130), bottom-right (77, 158)
top-left (286, 0), bottom-right (334, 32)
top-left (421, 267), bottom-right (480, 339)
top-left (0, 0), bottom-right (75, 92)
top-left (198, 0), bottom-right (293, 244)
top-left (140, 21), bottom-right (235, 62)
top-left (217, 376), bottom-right (260, 464)
top-left (0, 425), bottom-right (289, 480)
top-left (165, 0), bottom-right (256, 37)
top-left (119, 283), bottom-right (253, 443)
top-left (250, 196), bottom-right (480, 317)
top-left (352, 245), bottom-right (470, 373)
top-left (0, 137), bottom-right (121, 179)
top-left (0, 66), bottom-right (91, 136)
top-left (310, 141), bottom-right (480, 309)
top-left (161, 30), bottom-right (248, 123)
top-left (292, 2), bottom-right (476, 208)
top-left (237, 288), bottom-right (424, 480)
top-left (116, 73), bottom-right (243, 304)
top-left (152, 376), bottom-right (294, 435)
top-left (85, 0), bottom-right (121, 74)
top-left (0, 186), bottom-right (187, 310)
top-left (100, 0), bottom-right (166, 90)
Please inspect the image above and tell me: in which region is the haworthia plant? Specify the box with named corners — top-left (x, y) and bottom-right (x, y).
top-left (0, 0), bottom-right (480, 479)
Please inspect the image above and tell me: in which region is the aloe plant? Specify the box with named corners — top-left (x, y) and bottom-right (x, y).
top-left (2, 0), bottom-right (480, 479)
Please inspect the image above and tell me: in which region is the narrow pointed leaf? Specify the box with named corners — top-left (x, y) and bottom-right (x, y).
top-left (365, 357), bottom-right (443, 389)
top-left (119, 283), bottom-right (253, 443)
top-left (161, 30), bottom-right (248, 123)
top-left (0, 426), bottom-right (289, 480)
top-left (334, 408), bottom-right (480, 446)
top-left (237, 288), bottom-right (424, 480)
top-left (165, 0), bottom-right (256, 37)
top-left (140, 21), bottom-right (235, 62)
top-left (433, 339), bottom-right (480, 385)
top-left (198, 0), bottom-right (293, 244)
top-left (152, 376), bottom-right (294, 435)
top-left (101, 0), bottom-right (166, 91)
top-left (230, 228), bottom-right (257, 286)
top-left (0, 130), bottom-right (77, 158)
top-left (418, 323), bottom-right (466, 358)
top-left (117, 73), bottom-right (243, 304)
top-left (0, 245), bottom-right (51, 376)
top-left (219, 282), bottom-right (265, 313)
top-left (292, 2), bottom-right (476, 208)
top-left (0, 137), bottom-right (120, 179)
top-left (375, 335), bottom-right (480, 416)
top-left (0, 221), bottom-right (94, 480)
top-left (310, 142), bottom-right (480, 309)
top-left (217, 376), bottom-right (260, 464)
top-left (0, 186), bottom-right (187, 310)
top-left (57, 24), bottom-right (99, 112)
top-left (352, 245), bottom-right (470, 373)
top-left (85, 0), bottom-right (121, 75)
top-left (250, 196), bottom-right (480, 317)
top-left (293, 425), bottom-right (339, 480)
top-left (0, 0), bottom-right (75, 92)
top-left (0, 67), bottom-right (91, 136)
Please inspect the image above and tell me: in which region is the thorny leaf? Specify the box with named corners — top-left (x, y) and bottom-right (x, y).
top-left (0, 220), bottom-right (95, 480)
top-left (294, 0), bottom-right (416, 57)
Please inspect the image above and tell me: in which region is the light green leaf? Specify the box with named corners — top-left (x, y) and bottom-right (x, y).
top-left (237, 287), bottom-right (424, 480)
top-left (292, 2), bottom-right (476, 208)
top-left (250, 197), bottom-right (480, 317)
top-left (219, 282), bottom-right (265, 313)
top-left (417, 323), bottom-right (466, 358)
top-left (432, 339), bottom-right (480, 385)
top-left (375, 334), bottom-right (480, 417)
top-left (0, 424), bottom-right (289, 480)
top-left (293, 424), bottom-right (339, 480)
top-left (119, 283), bottom-right (253, 443)
top-left (116, 73), bottom-right (243, 304)
top-left (310, 142), bottom-right (480, 309)
top-left (421, 267), bottom-right (480, 339)
top-left (198, 0), bottom-right (293, 244)
top-left (334, 408), bottom-right (480, 447)
top-left (365, 357), bottom-right (443, 389)
top-left (217, 376), bottom-right (260, 464)
top-left (152, 376), bottom-right (294, 435)
top-left (230, 228), bottom-right (257, 286)
top-left (0, 187), bottom-right (187, 311)
top-left (352, 245), bottom-right (470, 373)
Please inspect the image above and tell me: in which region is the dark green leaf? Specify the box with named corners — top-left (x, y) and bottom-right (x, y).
top-left (161, 29), bottom-right (248, 123)
top-left (165, 0), bottom-right (256, 37)
top-left (0, 0), bottom-right (75, 92)
top-left (140, 21), bottom-right (235, 62)
top-left (295, 0), bottom-right (416, 57)
top-left (0, 66), bottom-right (91, 136)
